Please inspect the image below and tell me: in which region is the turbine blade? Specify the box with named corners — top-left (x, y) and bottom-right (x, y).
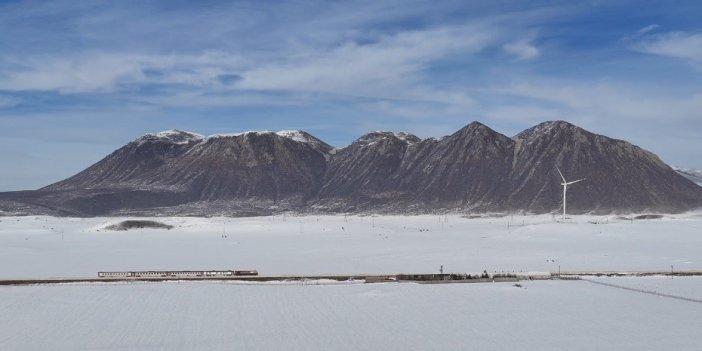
top-left (556, 167), bottom-right (566, 182)
top-left (567, 178), bottom-right (585, 185)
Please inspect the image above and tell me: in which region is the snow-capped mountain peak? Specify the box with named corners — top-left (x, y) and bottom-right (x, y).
top-left (204, 131), bottom-right (273, 140)
top-left (202, 130), bottom-right (332, 153)
top-left (138, 130), bottom-right (204, 145)
top-left (356, 131), bottom-right (421, 146)
top-left (276, 130), bottom-right (314, 143)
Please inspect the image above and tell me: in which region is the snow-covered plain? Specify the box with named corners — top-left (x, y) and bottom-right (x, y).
top-left (1, 278), bottom-right (701, 351)
top-left (1, 213), bottom-right (702, 279)
top-left (2, 215), bottom-right (702, 350)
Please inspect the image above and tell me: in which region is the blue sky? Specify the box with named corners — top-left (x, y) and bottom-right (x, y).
top-left (1, 0), bottom-right (701, 190)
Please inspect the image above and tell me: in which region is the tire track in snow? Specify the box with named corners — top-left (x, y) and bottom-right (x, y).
top-left (581, 278), bottom-right (702, 304)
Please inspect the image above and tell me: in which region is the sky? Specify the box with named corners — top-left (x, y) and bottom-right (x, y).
top-left (1, 0), bottom-right (701, 190)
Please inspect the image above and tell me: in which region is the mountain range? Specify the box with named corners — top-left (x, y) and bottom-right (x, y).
top-left (1, 121), bottom-right (701, 216)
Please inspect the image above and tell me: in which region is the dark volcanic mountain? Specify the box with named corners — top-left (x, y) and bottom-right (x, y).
top-left (507, 121), bottom-right (702, 213)
top-left (318, 122), bottom-right (516, 212)
top-left (396, 122), bottom-right (516, 210)
top-left (13, 130), bottom-right (332, 216)
top-left (1, 121), bottom-right (700, 216)
top-left (319, 131), bottom-right (421, 208)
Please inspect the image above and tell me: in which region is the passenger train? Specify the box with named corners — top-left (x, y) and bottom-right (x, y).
top-left (98, 270), bottom-right (258, 278)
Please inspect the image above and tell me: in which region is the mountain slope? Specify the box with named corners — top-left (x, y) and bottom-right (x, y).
top-left (33, 130), bottom-right (332, 215)
top-left (508, 121), bottom-right (702, 213)
top-left (673, 167), bottom-right (702, 187)
top-left (318, 131), bottom-right (420, 209)
top-left (396, 122), bottom-right (515, 210)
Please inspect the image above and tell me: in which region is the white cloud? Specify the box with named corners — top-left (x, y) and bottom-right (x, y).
top-left (637, 24), bottom-right (660, 35)
top-left (632, 31), bottom-right (702, 68)
top-left (236, 25), bottom-right (496, 106)
top-left (502, 37), bottom-right (540, 60)
top-left (0, 51), bottom-right (245, 93)
top-left (0, 23), bottom-right (498, 110)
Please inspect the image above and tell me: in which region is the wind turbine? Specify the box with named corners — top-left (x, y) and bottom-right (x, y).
top-left (557, 168), bottom-right (585, 221)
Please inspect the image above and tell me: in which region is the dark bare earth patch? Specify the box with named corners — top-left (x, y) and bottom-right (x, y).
top-left (105, 220), bottom-right (173, 231)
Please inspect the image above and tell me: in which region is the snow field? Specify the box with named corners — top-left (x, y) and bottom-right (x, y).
top-left (1, 213), bottom-right (701, 279)
top-left (1, 278), bottom-right (700, 351)
top-left (2, 214), bottom-right (701, 350)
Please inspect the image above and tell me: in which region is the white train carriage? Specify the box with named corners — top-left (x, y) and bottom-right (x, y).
top-left (98, 271), bottom-right (132, 278)
top-left (98, 270), bottom-right (257, 278)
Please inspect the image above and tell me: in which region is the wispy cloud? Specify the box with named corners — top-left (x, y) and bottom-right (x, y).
top-left (0, 25), bottom-right (497, 108)
top-left (637, 24), bottom-right (660, 35)
top-left (502, 36), bottom-right (540, 60)
top-left (0, 52), bottom-right (245, 93)
top-left (238, 25), bottom-right (496, 98)
top-left (632, 30), bottom-right (702, 68)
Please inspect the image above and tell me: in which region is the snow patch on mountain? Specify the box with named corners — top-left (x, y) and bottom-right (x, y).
top-left (204, 130), bottom-right (309, 142)
top-left (276, 130), bottom-right (312, 143)
top-left (137, 130), bottom-right (204, 145)
top-left (204, 131), bottom-right (273, 140)
top-left (357, 131), bottom-right (421, 147)
top-left (154, 130), bottom-right (202, 139)
top-left (394, 132), bottom-right (421, 145)
top-left (276, 130), bottom-right (333, 154)
top-left (203, 130), bottom-right (330, 152)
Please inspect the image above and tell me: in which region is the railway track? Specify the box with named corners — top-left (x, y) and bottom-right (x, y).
top-left (0, 275), bottom-right (367, 286)
top-left (1, 270), bottom-right (700, 286)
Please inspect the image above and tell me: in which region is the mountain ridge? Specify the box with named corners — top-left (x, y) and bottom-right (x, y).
top-left (2, 120), bottom-right (701, 217)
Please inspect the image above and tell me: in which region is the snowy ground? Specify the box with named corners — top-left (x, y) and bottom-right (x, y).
top-left (2, 214), bottom-right (701, 350)
top-left (2, 213), bottom-right (702, 279)
top-left (1, 277), bottom-right (700, 351)
top-left (1, 213), bottom-right (702, 279)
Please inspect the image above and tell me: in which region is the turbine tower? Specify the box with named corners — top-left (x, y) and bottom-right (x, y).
top-left (557, 168), bottom-right (585, 221)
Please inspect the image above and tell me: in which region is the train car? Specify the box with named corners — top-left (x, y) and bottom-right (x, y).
top-left (98, 270), bottom-right (246, 278)
top-left (98, 271), bottom-right (131, 278)
top-left (234, 270), bottom-right (258, 276)
top-left (201, 270), bottom-right (235, 277)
